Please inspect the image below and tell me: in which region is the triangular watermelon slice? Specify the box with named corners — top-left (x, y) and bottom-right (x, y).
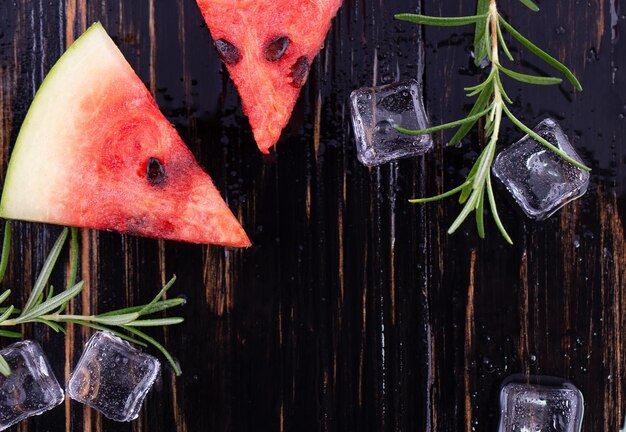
top-left (0, 23), bottom-right (250, 247)
top-left (195, 0), bottom-right (343, 153)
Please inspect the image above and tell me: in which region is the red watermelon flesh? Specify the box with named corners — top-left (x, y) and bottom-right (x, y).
top-left (195, 0), bottom-right (343, 153)
top-left (0, 23), bottom-right (250, 247)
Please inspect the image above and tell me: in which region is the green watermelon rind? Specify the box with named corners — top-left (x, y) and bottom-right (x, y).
top-left (0, 22), bottom-right (106, 218)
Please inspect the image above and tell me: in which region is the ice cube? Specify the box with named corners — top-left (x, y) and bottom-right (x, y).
top-left (492, 118), bottom-right (589, 220)
top-left (66, 331), bottom-right (160, 422)
top-left (0, 340), bottom-right (64, 431)
top-left (498, 375), bottom-right (584, 432)
top-left (350, 79), bottom-right (432, 166)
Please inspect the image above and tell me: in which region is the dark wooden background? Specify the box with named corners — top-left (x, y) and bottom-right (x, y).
top-left (0, 0), bottom-right (624, 430)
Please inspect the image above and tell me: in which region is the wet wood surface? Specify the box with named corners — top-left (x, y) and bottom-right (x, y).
top-left (0, 0), bottom-right (624, 431)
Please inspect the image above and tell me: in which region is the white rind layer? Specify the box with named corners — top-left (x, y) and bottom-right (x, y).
top-left (0, 22), bottom-right (129, 222)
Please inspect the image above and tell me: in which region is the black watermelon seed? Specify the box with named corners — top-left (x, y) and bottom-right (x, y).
top-left (215, 39), bottom-right (240, 65)
top-left (290, 56), bottom-right (310, 88)
top-left (264, 36), bottom-right (290, 62)
top-left (146, 157), bottom-right (167, 187)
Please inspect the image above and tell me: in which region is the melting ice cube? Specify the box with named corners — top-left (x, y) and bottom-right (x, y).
top-left (66, 331), bottom-right (160, 422)
top-left (492, 118), bottom-right (589, 220)
top-left (350, 79), bottom-right (432, 167)
top-left (0, 340), bottom-right (64, 431)
top-left (498, 375), bottom-right (584, 432)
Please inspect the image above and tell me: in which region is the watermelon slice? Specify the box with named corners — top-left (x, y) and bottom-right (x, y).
top-left (0, 23), bottom-right (250, 247)
top-left (195, 0), bottom-right (343, 153)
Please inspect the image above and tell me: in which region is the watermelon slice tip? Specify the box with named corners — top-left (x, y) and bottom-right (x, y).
top-left (0, 22), bottom-right (251, 247)
top-left (195, 0), bottom-right (343, 153)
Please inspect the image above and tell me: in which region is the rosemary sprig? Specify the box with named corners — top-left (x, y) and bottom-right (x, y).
top-left (395, 0), bottom-right (589, 243)
top-left (0, 222), bottom-right (185, 376)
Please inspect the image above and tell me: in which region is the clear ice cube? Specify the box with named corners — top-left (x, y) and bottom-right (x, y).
top-left (66, 331), bottom-right (160, 422)
top-left (350, 79), bottom-right (432, 166)
top-left (498, 375), bottom-right (584, 432)
top-left (492, 118), bottom-right (589, 220)
top-left (0, 340), bottom-right (64, 431)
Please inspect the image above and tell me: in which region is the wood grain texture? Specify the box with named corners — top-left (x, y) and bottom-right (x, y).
top-left (0, 0), bottom-right (624, 431)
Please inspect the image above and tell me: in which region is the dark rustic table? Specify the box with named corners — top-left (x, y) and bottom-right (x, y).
top-left (0, 0), bottom-right (624, 431)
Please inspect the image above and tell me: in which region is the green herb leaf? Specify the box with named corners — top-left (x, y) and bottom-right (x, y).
top-left (0, 220), bottom-right (183, 373)
top-left (0, 354), bottom-right (11, 377)
top-left (459, 154), bottom-right (484, 204)
top-left (54, 227), bottom-right (80, 315)
top-left (0, 290), bottom-right (11, 305)
top-left (397, 107), bottom-right (492, 136)
top-left (0, 222), bottom-right (11, 284)
top-left (486, 173), bottom-right (513, 244)
top-left (22, 228), bottom-right (68, 314)
top-left (137, 276), bottom-right (177, 317)
top-left (448, 190), bottom-right (481, 234)
top-left (0, 330), bottom-right (22, 338)
top-left (498, 16), bottom-right (582, 90)
top-left (518, 0), bottom-right (540, 12)
top-left (472, 125), bottom-right (500, 190)
top-left (475, 188), bottom-right (486, 238)
top-left (0, 305), bottom-right (14, 323)
top-left (66, 227), bottom-right (79, 290)
top-left (97, 298), bottom-right (186, 318)
top-left (449, 85), bottom-right (494, 146)
top-left (502, 105), bottom-right (591, 171)
top-left (34, 318), bottom-right (67, 334)
top-left (125, 317), bottom-right (184, 327)
top-left (123, 326), bottom-right (181, 376)
top-left (17, 281), bottom-right (84, 322)
top-left (92, 312), bottom-right (140, 326)
top-left (473, 0), bottom-right (490, 65)
top-left (61, 320), bottom-right (147, 347)
top-left (475, 0), bottom-right (490, 20)
top-left (496, 21), bottom-right (514, 62)
top-left (395, 13), bottom-right (489, 27)
top-left (465, 68), bottom-right (495, 94)
top-left (494, 72), bottom-right (514, 104)
top-left (46, 285), bottom-right (55, 301)
top-left (498, 64), bottom-right (562, 85)
top-left (409, 181), bottom-right (471, 203)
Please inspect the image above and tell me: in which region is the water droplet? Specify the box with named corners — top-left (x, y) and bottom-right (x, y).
top-left (374, 120), bottom-right (394, 135)
top-left (481, 356), bottom-right (496, 373)
top-left (587, 48), bottom-right (599, 62)
top-left (381, 73), bottom-right (394, 84)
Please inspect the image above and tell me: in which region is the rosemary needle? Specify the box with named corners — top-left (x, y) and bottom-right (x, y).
top-left (0, 223), bottom-right (185, 376)
top-left (395, 0), bottom-right (588, 243)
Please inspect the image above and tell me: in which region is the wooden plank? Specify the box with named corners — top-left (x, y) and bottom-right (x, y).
top-left (0, 0), bottom-right (623, 430)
